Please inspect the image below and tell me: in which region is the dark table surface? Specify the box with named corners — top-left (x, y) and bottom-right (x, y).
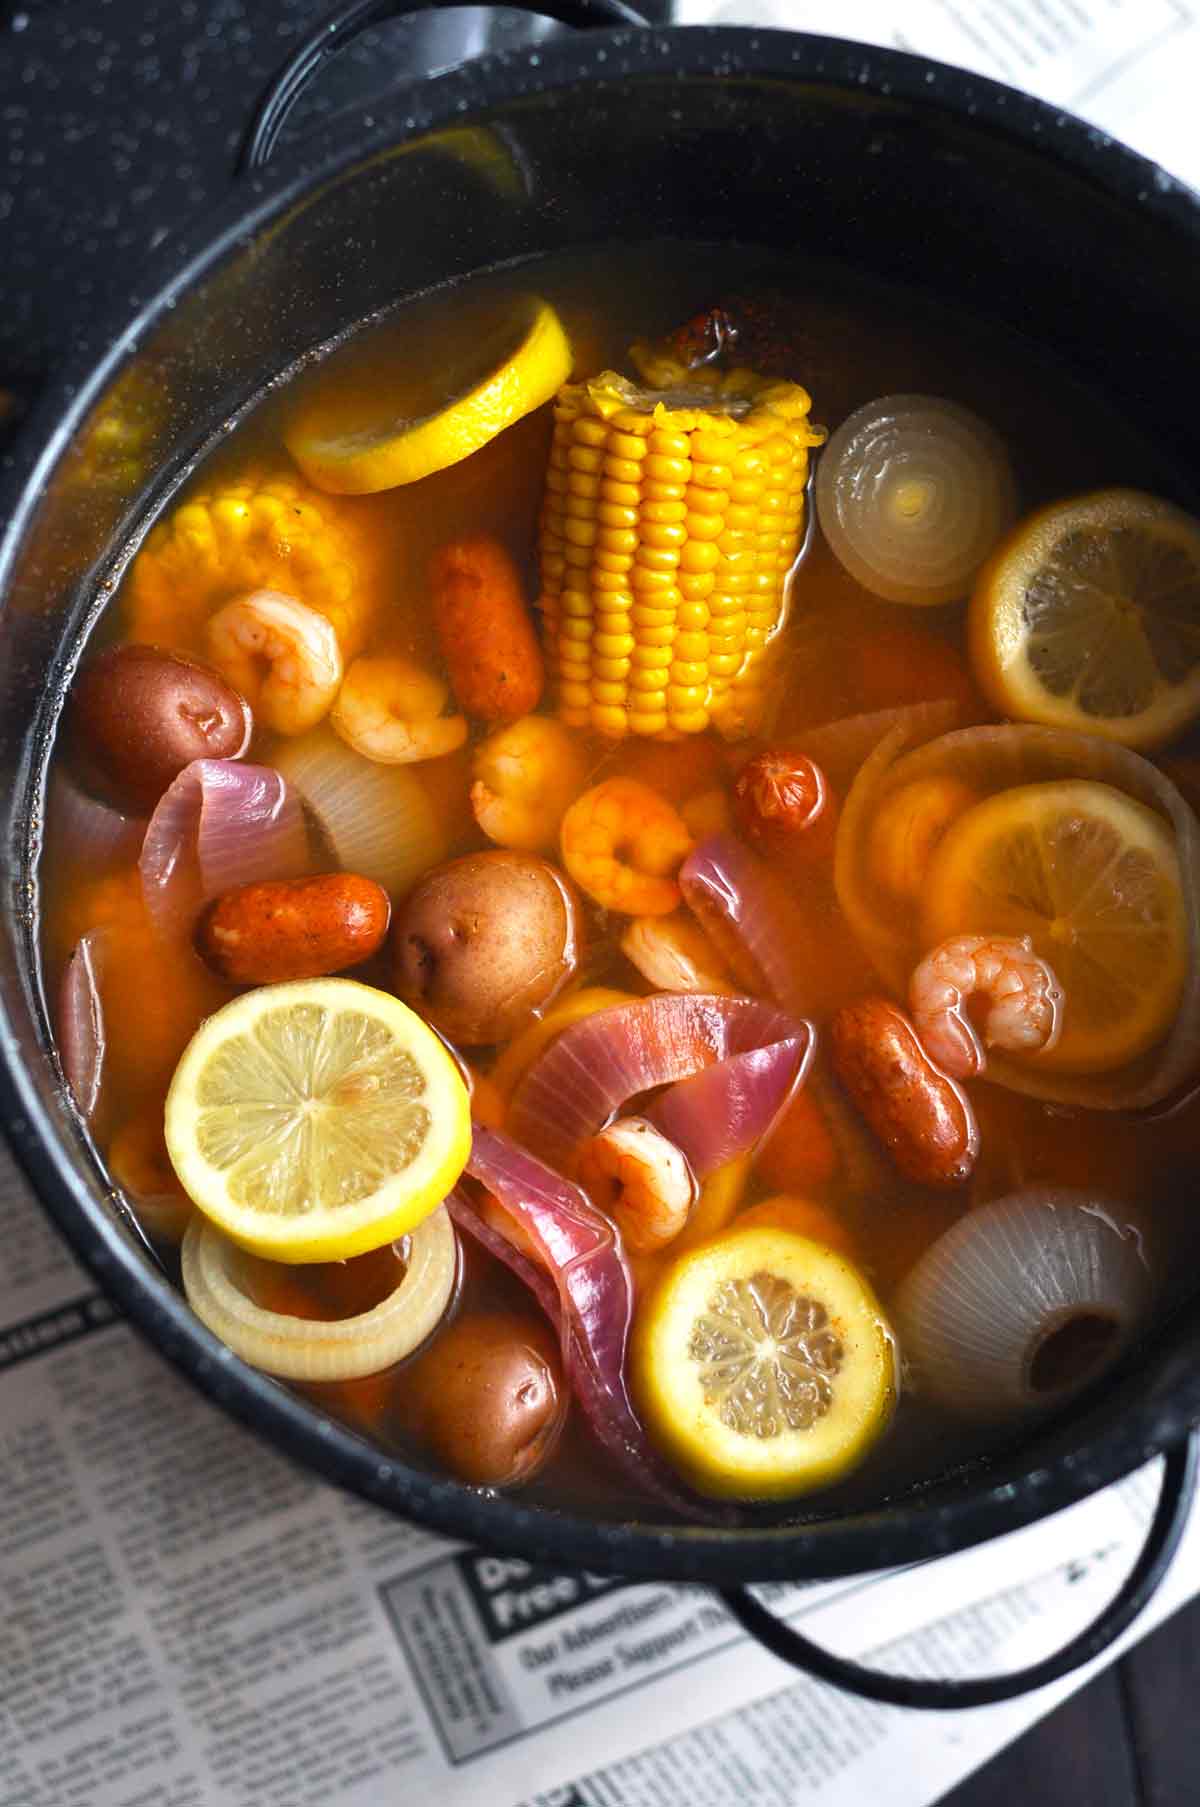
top-left (2, 3), bottom-right (1197, 1802)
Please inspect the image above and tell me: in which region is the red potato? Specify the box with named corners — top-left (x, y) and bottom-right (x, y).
top-left (392, 850), bottom-right (581, 1046)
top-left (73, 644), bottom-right (251, 811)
top-left (196, 873), bottom-right (390, 984)
top-left (409, 1311), bottom-right (567, 1487)
top-left (429, 536), bottom-right (544, 722)
top-left (831, 997), bottom-right (979, 1188)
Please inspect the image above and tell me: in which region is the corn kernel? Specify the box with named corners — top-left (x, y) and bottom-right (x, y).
top-left (631, 666), bottom-right (670, 693)
top-left (679, 540), bottom-right (719, 574)
top-left (591, 704), bottom-right (629, 737)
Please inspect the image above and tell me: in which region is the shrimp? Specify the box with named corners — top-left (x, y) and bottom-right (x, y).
top-left (575, 1118), bottom-right (697, 1254)
top-left (909, 933), bottom-right (1063, 1080)
top-left (205, 589), bottom-right (342, 735)
top-left (560, 778), bottom-right (693, 915)
top-left (620, 911), bottom-right (735, 996)
top-left (471, 716), bottom-right (587, 852)
top-left (331, 655), bottom-right (467, 765)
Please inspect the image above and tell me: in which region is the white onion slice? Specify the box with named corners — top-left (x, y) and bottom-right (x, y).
top-left (835, 722), bottom-right (1200, 1108)
top-left (897, 1188), bottom-right (1152, 1421)
top-left (272, 726), bottom-right (446, 898)
top-left (816, 395), bottom-right (1016, 605)
top-left (180, 1207), bottom-right (458, 1381)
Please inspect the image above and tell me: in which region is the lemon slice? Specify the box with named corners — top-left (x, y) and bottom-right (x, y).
top-left (164, 979), bottom-right (471, 1262)
top-left (284, 297), bottom-right (572, 495)
top-left (970, 488), bottom-right (1200, 749)
top-left (631, 1226), bottom-right (897, 1500)
top-left (922, 780), bottom-right (1187, 1074)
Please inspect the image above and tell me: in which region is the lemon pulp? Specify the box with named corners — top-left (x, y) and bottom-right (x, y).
top-left (970, 488), bottom-right (1200, 749)
top-left (921, 780), bottom-right (1187, 1074)
top-left (165, 978), bottom-right (471, 1262)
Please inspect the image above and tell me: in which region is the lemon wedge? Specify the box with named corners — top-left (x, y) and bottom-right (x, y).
top-left (632, 1226), bottom-right (897, 1500)
top-left (969, 488), bottom-right (1200, 749)
top-left (164, 979), bottom-right (471, 1262)
top-left (284, 296), bottom-right (572, 494)
top-left (922, 780), bottom-right (1187, 1074)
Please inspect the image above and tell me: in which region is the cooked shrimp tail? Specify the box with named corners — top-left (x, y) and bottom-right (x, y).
top-left (575, 1117), bottom-right (697, 1253)
top-left (910, 933), bottom-right (1063, 1080)
top-left (560, 778), bottom-right (693, 915)
top-left (332, 655), bottom-right (467, 765)
top-left (205, 589), bottom-right (342, 735)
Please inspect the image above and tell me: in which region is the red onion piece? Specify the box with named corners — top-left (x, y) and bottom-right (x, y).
top-left (139, 758), bottom-right (309, 938)
top-left (508, 992), bottom-right (811, 1174)
top-left (47, 775), bottom-right (146, 873)
top-left (451, 1125), bottom-right (713, 1518)
top-left (647, 1036), bottom-right (811, 1178)
top-left (58, 931), bottom-right (107, 1120)
top-left (680, 833), bottom-right (819, 1017)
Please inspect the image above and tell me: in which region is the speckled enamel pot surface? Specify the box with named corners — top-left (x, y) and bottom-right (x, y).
top-left (2, 26), bottom-right (1200, 1594)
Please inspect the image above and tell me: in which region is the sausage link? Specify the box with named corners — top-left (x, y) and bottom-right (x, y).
top-left (831, 997), bottom-right (978, 1188)
top-left (430, 536), bottom-right (544, 723)
top-left (196, 874), bottom-right (390, 984)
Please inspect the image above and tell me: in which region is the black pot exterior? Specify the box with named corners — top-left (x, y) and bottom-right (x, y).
top-left (2, 27), bottom-right (1199, 1583)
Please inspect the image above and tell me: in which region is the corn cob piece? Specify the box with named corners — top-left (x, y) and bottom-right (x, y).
top-left (125, 468), bottom-right (378, 661)
top-left (538, 361), bottom-right (823, 740)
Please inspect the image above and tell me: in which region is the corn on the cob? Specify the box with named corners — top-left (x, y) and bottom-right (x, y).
top-left (126, 468), bottom-right (378, 660)
top-left (538, 361), bottom-right (823, 740)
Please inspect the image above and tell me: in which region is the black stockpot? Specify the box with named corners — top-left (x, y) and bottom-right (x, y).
top-left (2, 0), bottom-right (1199, 1710)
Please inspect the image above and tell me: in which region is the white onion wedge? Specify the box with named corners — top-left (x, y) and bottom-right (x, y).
top-left (897, 1188), bottom-right (1151, 1421)
top-left (272, 725), bottom-right (446, 898)
top-left (181, 1207), bottom-right (458, 1381)
top-left (816, 394), bottom-right (1016, 605)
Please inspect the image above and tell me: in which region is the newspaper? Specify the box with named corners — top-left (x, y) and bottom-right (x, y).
top-left (0, 1126), bottom-right (1191, 1807)
top-left (6, 4), bottom-right (1199, 1804)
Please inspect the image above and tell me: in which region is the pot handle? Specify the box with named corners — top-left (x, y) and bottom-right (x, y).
top-left (718, 1428), bottom-right (1198, 1710)
top-left (239, 0), bottom-right (650, 173)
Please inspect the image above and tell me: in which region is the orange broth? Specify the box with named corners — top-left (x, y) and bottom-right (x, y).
top-left (43, 242), bottom-right (1200, 1520)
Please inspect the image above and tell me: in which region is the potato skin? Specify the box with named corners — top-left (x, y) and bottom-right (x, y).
top-left (73, 644), bottom-right (252, 811)
top-left (414, 1311), bottom-right (566, 1488)
top-left (393, 850), bottom-right (581, 1046)
top-left (196, 874), bottom-right (390, 984)
top-left (831, 997), bottom-right (979, 1188)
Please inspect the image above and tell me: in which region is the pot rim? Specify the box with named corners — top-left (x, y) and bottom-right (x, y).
top-left (2, 25), bottom-right (1199, 1582)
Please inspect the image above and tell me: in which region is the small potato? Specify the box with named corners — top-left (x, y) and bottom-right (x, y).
top-left (393, 850), bottom-right (581, 1046)
top-left (414, 1311), bottom-right (566, 1488)
top-left (72, 644), bottom-right (252, 811)
top-left (196, 873), bottom-right (390, 984)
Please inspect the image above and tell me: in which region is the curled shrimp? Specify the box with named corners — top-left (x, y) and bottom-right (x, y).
top-left (560, 778), bottom-right (693, 915)
top-left (206, 589), bottom-right (342, 735)
top-left (575, 1117), bottom-right (697, 1253)
top-left (620, 910), bottom-right (734, 996)
top-left (471, 716), bottom-right (587, 852)
top-left (332, 655), bottom-right (468, 765)
top-left (910, 933), bottom-right (1063, 1080)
